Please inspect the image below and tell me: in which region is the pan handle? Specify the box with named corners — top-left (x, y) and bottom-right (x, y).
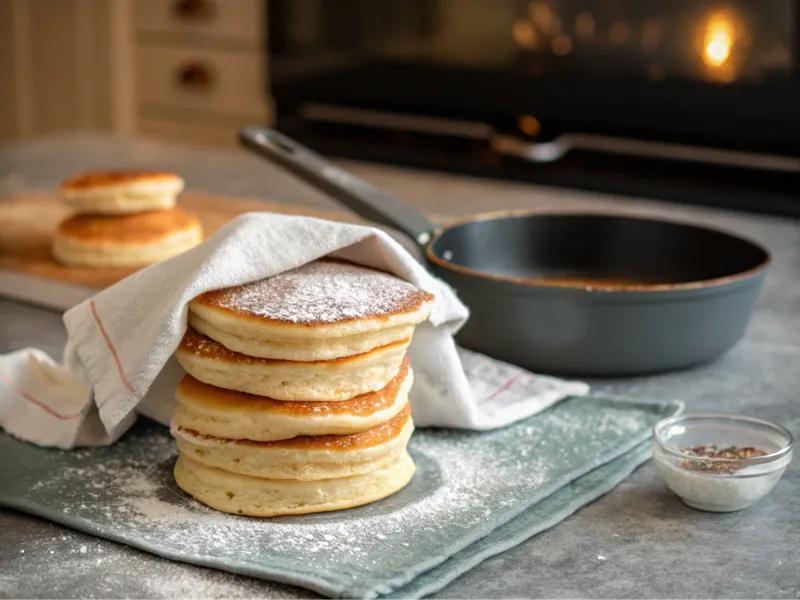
top-left (238, 126), bottom-right (439, 246)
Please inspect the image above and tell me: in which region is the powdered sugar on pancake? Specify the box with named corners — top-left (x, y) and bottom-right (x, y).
top-left (196, 259), bottom-right (433, 324)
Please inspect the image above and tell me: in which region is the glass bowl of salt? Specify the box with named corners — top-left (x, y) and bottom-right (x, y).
top-left (652, 413), bottom-right (793, 512)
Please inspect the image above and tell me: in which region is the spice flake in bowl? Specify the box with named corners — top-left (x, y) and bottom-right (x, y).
top-left (652, 414), bottom-right (793, 512)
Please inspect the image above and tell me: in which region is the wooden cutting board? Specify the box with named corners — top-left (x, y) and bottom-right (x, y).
top-left (0, 190), bottom-right (360, 309)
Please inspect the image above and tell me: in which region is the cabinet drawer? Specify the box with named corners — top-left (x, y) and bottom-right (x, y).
top-left (136, 0), bottom-right (262, 44)
top-left (137, 45), bottom-right (266, 118)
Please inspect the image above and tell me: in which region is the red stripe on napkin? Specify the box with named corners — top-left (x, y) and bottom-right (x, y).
top-left (481, 372), bottom-right (524, 403)
top-left (0, 370), bottom-right (82, 420)
top-left (90, 299), bottom-right (141, 399)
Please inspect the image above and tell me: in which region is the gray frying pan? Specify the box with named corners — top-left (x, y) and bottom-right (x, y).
top-left (239, 126), bottom-right (770, 377)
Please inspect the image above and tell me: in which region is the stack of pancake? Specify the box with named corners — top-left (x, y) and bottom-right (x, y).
top-left (171, 259), bottom-right (435, 517)
top-left (53, 170), bottom-right (203, 267)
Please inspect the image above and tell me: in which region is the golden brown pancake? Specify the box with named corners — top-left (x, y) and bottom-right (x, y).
top-left (173, 451), bottom-right (416, 516)
top-left (52, 208), bottom-right (203, 267)
top-left (60, 170), bottom-right (185, 214)
top-left (56, 209), bottom-right (199, 244)
top-left (178, 354), bottom-right (409, 416)
top-left (193, 258), bottom-right (434, 327)
top-left (180, 402), bottom-right (410, 449)
top-left (172, 405), bottom-right (414, 480)
top-left (178, 357), bottom-right (408, 415)
top-left (175, 327), bottom-right (410, 401)
top-left (186, 258), bottom-right (435, 361)
top-left (173, 360), bottom-right (413, 441)
top-left (178, 326), bottom-right (406, 367)
top-left (171, 402), bottom-right (414, 480)
top-left (61, 170), bottom-right (183, 192)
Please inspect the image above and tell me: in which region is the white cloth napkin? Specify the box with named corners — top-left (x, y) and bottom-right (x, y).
top-left (0, 213), bottom-right (589, 449)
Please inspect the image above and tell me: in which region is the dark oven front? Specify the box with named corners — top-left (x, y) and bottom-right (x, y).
top-left (267, 0), bottom-right (800, 217)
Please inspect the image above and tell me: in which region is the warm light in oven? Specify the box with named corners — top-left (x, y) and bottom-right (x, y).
top-left (575, 12), bottom-right (595, 38)
top-left (693, 7), bottom-right (749, 83)
top-left (609, 22), bottom-right (631, 45)
top-left (518, 115), bottom-right (542, 136)
top-left (706, 36), bottom-right (731, 66)
top-left (552, 35), bottom-right (573, 56)
top-left (641, 19), bottom-right (664, 52)
top-left (703, 19), bottom-right (734, 67)
top-left (513, 19), bottom-right (539, 49)
top-left (529, 2), bottom-right (560, 35)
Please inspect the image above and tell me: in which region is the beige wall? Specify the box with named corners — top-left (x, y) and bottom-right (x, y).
top-left (0, 0), bottom-right (135, 140)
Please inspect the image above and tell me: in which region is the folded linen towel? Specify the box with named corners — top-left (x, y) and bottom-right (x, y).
top-left (0, 212), bottom-right (588, 448)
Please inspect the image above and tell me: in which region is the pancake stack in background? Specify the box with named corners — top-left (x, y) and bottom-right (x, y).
top-left (171, 259), bottom-right (435, 517)
top-left (52, 170), bottom-right (203, 267)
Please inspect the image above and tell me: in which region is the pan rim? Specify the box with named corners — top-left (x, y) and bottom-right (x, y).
top-left (424, 209), bottom-right (772, 292)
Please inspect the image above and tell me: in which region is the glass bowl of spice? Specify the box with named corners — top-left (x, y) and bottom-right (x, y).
top-left (652, 414), bottom-right (793, 512)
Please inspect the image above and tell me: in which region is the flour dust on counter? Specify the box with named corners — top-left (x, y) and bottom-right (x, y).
top-left (0, 395), bottom-right (679, 598)
top-left (2, 521), bottom-right (302, 600)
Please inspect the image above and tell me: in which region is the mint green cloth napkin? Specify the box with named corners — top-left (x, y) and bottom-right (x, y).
top-left (0, 395), bottom-right (681, 599)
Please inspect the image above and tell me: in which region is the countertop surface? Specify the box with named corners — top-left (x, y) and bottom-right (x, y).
top-left (1, 133), bottom-right (799, 599)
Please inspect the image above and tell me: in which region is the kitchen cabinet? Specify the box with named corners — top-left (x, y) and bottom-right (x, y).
top-left (0, 0), bottom-right (272, 146)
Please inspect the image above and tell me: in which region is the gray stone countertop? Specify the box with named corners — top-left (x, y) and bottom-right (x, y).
top-left (1, 133), bottom-right (799, 599)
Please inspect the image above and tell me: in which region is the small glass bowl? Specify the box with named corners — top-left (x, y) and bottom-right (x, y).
top-left (652, 414), bottom-right (793, 512)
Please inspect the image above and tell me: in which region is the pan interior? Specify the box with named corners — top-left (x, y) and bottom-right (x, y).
top-left (430, 214), bottom-right (769, 288)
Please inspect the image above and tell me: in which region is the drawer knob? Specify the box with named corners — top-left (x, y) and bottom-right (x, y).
top-left (173, 0), bottom-right (215, 20)
top-left (176, 63), bottom-right (215, 90)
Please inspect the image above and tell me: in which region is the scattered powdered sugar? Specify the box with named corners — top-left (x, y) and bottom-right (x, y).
top-left (134, 567), bottom-right (304, 599)
top-left (1, 522), bottom-right (300, 600)
top-left (9, 396), bottom-right (669, 596)
top-left (200, 259), bottom-right (431, 324)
